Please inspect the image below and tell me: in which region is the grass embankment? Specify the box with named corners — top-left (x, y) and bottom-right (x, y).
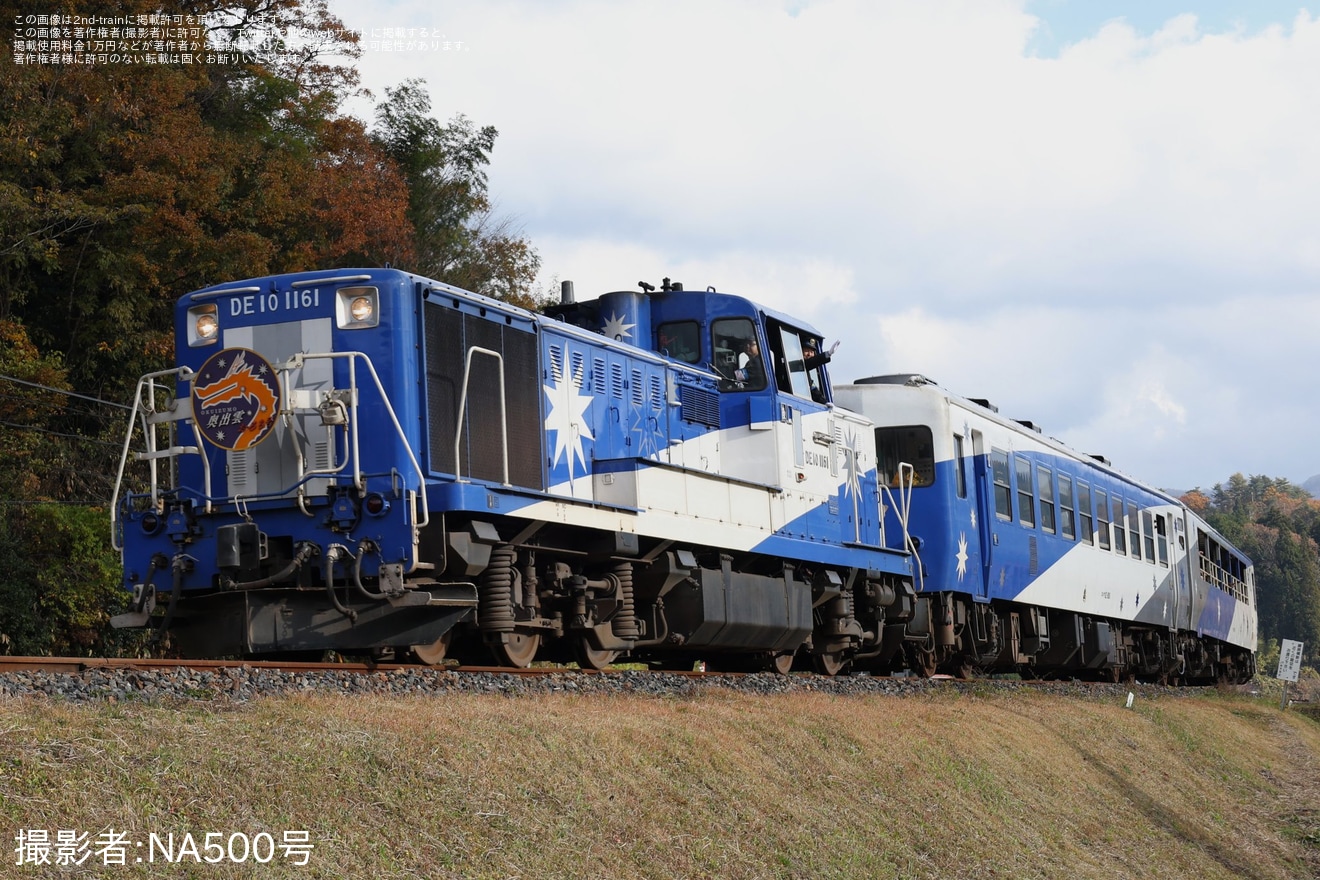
top-left (1, 686), bottom-right (1317, 879)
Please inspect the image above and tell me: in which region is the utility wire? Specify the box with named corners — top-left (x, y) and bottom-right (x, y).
top-left (0, 420), bottom-right (123, 446)
top-left (0, 373), bottom-right (132, 410)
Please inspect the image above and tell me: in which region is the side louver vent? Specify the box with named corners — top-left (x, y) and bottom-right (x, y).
top-left (677, 385), bottom-right (720, 428)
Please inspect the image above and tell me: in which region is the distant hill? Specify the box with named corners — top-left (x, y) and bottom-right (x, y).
top-left (1304, 474), bottom-right (1320, 498)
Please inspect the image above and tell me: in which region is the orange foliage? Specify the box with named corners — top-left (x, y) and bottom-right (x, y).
top-left (1180, 489), bottom-right (1211, 514)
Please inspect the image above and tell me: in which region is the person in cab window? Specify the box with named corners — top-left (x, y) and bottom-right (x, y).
top-left (802, 339), bottom-right (837, 403)
top-left (803, 339), bottom-right (838, 371)
top-left (736, 337), bottom-right (765, 388)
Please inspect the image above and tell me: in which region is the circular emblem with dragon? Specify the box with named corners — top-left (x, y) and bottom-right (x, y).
top-left (191, 348), bottom-right (281, 451)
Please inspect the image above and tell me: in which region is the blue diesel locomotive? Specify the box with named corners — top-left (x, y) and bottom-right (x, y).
top-left (110, 268), bottom-right (1256, 681)
top-left (110, 269), bottom-right (917, 673)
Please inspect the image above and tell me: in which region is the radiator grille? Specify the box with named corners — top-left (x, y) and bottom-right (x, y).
top-left (425, 305), bottom-right (544, 489)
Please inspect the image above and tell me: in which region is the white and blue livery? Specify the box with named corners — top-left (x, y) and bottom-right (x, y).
top-left (110, 269), bottom-right (1255, 680)
top-left (835, 374), bottom-right (1256, 682)
top-left (111, 270), bottom-right (918, 673)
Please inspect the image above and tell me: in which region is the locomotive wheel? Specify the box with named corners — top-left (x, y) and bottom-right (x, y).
top-left (575, 640), bottom-right (619, 671)
top-left (906, 644), bottom-right (937, 678)
top-left (812, 651), bottom-right (849, 677)
top-left (492, 631), bottom-right (542, 668)
top-left (769, 651), bottom-right (795, 675)
top-left (411, 631), bottom-right (454, 666)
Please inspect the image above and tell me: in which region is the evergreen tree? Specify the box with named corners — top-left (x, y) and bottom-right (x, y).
top-left (1198, 474), bottom-right (1320, 668)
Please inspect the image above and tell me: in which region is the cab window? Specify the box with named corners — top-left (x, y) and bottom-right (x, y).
top-left (711, 318), bottom-right (765, 391)
top-left (778, 329), bottom-right (812, 399)
top-left (876, 426), bottom-right (935, 487)
top-left (657, 320), bottom-right (700, 364)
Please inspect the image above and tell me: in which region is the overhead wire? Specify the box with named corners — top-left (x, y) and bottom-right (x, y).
top-left (0, 372), bottom-right (132, 410)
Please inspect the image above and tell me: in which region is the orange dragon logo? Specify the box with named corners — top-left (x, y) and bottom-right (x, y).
top-left (192, 348), bottom-right (281, 451)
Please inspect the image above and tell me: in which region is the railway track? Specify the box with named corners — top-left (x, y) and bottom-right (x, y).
top-left (0, 655), bottom-right (1213, 691)
top-left (0, 655), bottom-right (709, 678)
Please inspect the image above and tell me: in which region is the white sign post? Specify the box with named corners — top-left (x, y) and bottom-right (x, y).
top-left (1277, 639), bottom-right (1304, 709)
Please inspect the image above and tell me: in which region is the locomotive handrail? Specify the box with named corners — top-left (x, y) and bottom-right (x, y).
top-left (452, 346), bottom-right (511, 487)
top-left (280, 351), bottom-right (430, 529)
top-left (276, 362), bottom-right (353, 518)
top-left (110, 366), bottom-right (210, 551)
top-left (880, 462), bottom-right (923, 591)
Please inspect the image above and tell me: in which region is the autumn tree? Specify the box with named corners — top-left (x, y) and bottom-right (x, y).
top-left (0, 0), bottom-right (419, 654)
top-left (1, 0), bottom-right (542, 655)
top-left (1, 0), bottom-right (413, 403)
top-left (372, 80), bottom-right (542, 308)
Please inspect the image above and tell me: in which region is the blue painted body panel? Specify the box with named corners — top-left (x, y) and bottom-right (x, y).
top-left (836, 379), bottom-right (1256, 653)
top-left (118, 270), bottom-right (912, 600)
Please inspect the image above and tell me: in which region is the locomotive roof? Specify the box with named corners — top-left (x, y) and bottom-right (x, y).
top-left (843, 373), bottom-right (1185, 507)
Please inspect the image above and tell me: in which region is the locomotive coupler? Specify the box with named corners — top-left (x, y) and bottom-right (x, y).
top-left (109, 552), bottom-right (170, 629)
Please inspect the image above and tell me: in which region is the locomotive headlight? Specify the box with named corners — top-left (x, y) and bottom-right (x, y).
top-left (336, 286), bottom-right (379, 329)
top-left (187, 304), bottom-right (220, 347)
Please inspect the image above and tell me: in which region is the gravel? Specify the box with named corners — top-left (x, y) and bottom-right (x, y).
top-left (0, 665), bottom-right (1203, 704)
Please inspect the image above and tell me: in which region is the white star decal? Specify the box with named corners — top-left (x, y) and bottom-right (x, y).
top-left (630, 405), bottom-right (663, 458)
top-left (956, 532), bottom-right (969, 581)
top-left (970, 508), bottom-right (977, 529)
top-left (841, 430), bottom-right (861, 502)
top-left (601, 311), bottom-right (635, 341)
top-left (543, 354), bottom-right (594, 477)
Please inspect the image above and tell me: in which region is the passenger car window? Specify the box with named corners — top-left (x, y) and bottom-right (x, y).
top-left (1016, 456), bottom-right (1035, 527)
top-left (991, 449), bottom-right (1012, 520)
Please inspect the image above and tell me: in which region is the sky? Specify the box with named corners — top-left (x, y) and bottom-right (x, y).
top-left (328, 0), bottom-right (1320, 493)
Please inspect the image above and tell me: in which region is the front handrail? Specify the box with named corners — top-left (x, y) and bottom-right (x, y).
top-left (110, 366), bottom-right (207, 550)
top-left (280, 351), bottom-right (430, 529)
top-left (452, 346), bottom-right (511, 486)
top-left (880, 462), bottom-right (923, 590)
top-left (113, 351), bottom-right (431, 544)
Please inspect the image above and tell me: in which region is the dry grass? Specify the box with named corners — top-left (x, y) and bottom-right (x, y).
top-left (1, 687), bottom-right (1318, 879)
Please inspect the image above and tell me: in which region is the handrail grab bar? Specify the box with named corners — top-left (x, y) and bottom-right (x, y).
top-left (452, 346), bottom-right (510, 487)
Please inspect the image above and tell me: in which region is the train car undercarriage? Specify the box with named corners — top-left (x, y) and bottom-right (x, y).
top-left (127, 515), bottom-right (1254, 685)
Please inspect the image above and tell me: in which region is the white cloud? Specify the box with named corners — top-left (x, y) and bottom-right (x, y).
top-left (537, 235), bottom-right (860, 327)
top-left (336, 0), bottom-right (1320, 487)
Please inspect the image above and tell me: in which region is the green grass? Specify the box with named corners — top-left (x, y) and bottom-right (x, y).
top-left (0, 688), bottom-right (1317, 879)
